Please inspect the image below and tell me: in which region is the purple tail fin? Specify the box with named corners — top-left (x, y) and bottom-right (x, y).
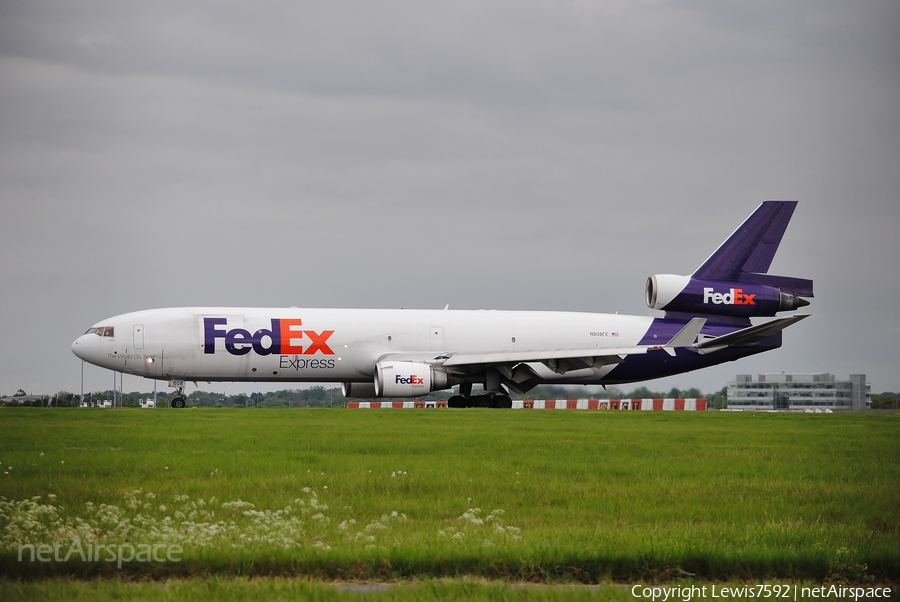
top-left (693, 201), bottom-right (813, 297)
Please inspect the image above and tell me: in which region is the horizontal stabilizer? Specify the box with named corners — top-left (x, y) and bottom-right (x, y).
top-left (695, 314), bottom-right (809, 354)
top-left (666, 317), bottom-right (707, 348)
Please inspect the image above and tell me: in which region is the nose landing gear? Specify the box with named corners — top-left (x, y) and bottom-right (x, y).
top-left (169, 380), bottom-right (186, 409)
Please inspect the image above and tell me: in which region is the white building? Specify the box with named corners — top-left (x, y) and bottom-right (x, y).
top-left (727, 373), bottom-right (870, 411)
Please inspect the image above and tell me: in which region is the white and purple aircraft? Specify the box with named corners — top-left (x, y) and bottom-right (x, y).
top-left (72, 201), bottom-right (812, 408)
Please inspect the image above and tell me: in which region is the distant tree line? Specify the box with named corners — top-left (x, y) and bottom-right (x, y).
top-left (2, 384), bottom-right (743, 408)
top-left (5, 384), bottom-right (897, 410)
top-left (871, 392), bottom-right (899, 410)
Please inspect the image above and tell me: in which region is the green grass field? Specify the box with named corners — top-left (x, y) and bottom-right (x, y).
top-left (1, 408), bottom-right (898, 598)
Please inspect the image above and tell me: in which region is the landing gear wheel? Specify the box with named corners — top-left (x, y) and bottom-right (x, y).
top-left (493, 395), bottom-right (512, 409)
top-left (450, 390), bottom-right (513, 409)
top-left (448, 395), bottom-right (466, 408)
top-left (169, 380), bottom-right (187, 409)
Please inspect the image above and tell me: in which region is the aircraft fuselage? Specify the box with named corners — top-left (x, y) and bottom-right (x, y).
top-left (71, 306), bottom-right (773, 387)
top-left (71, 202), bottom-right (811, 405)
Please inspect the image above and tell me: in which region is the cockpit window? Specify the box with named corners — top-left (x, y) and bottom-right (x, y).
top-left (86, 326), bottom-right (115, 337)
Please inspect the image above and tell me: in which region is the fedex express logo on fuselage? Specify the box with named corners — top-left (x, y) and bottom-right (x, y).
top-left (203, 317), bottom-right (334, 356)
top-left (703, 287), bottom-right (755, 306)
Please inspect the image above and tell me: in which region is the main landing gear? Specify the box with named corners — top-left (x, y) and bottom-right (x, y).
top-left (447, 393), bottom-right (513, 408)
top-left (447, 383), bottom-right (513, 409)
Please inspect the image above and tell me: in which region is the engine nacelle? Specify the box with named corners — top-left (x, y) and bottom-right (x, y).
top-left (646, 274), bottom-right (808, 318)
top-left (374, 361), bottom-right (451, 398)
top-left (342, 382), bottom-right (378, 398)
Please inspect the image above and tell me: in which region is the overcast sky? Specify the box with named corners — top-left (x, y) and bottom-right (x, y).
top-left (1, 0), bottom-right (898, 398)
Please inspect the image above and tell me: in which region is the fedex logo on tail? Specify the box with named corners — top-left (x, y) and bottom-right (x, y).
top-left (204, 318), bottom-right (334, 356)
top-left (703, 287), bottom-right (756, 306)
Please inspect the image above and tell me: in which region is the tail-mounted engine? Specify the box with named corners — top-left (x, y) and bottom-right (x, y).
top-left (646, 274), bottom-right (810, 318)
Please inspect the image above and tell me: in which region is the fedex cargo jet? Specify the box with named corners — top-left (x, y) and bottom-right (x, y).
top-left (71, 201), bottom-right (812, 408)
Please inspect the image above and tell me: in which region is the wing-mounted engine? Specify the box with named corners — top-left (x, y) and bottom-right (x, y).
top-left (374, 361), bottom-right (453, 398)
top-left (646, 274), bottom-right (811, 318)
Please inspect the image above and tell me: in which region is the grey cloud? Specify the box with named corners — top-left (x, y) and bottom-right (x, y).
top-left (0, 0), bottom-right (897, 395)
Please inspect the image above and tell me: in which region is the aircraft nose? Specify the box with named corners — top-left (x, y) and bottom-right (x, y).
top-left (71, 333), bottom-right (98, 362)
top-left (71, 336), bottom-right (86, 360)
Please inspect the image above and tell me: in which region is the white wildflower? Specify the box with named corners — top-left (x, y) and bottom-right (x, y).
top-left (222, 500), bottom-right (256, 510)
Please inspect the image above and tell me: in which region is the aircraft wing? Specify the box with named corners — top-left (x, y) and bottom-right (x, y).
top-left (379, 347), bottom-right (643, 373)
top-left (381, 318), bottom-right (709, 376)
top-left (442, 347), bottom-right (645, 370)
top-left (379, 344), bottom-right (655, 395)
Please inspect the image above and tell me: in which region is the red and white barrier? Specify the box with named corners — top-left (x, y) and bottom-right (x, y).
top-left (513, 398), bottom-right (706, 410)
top-left (348, 400), bottom-right (448, 409)
top-left (348, 398), bottom-right (707, 411)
